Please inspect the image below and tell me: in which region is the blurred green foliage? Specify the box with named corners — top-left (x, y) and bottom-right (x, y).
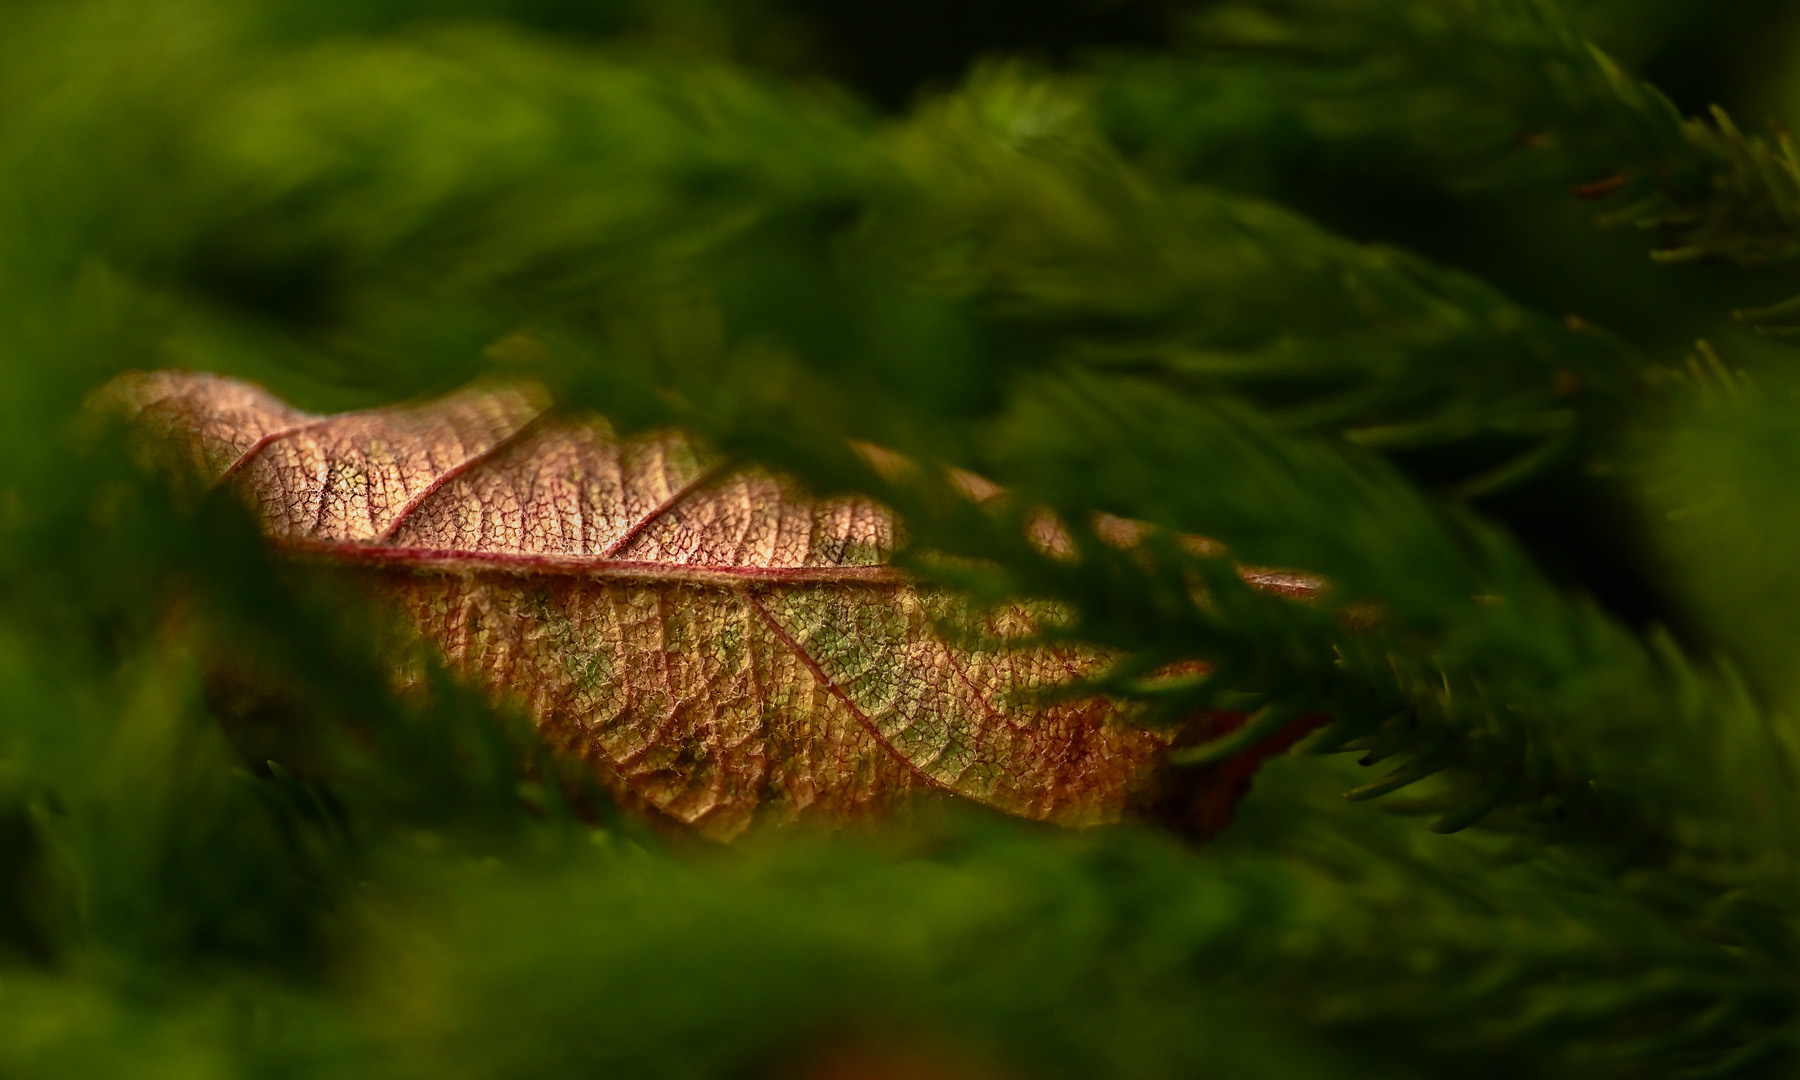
top-left (9, 0), bottom-right (1800, 1076)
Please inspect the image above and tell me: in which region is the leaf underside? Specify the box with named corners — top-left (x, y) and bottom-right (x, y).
top-left (115, 371), bottom-right (1181, 840)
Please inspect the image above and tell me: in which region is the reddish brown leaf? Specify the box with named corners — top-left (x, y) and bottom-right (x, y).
top-left (112, 371), bottom-right (1261, 840)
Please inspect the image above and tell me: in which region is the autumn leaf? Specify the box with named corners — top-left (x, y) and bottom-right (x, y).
top-left (109, 370), bottom-right (1299, 841)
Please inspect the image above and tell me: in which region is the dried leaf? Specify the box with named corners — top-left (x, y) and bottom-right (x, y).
top-left (112, 371), bottom-right (1243, 840)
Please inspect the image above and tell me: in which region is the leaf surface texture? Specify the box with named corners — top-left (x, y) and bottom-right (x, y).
top-left (117, 372), bottom-right (1172, 838)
